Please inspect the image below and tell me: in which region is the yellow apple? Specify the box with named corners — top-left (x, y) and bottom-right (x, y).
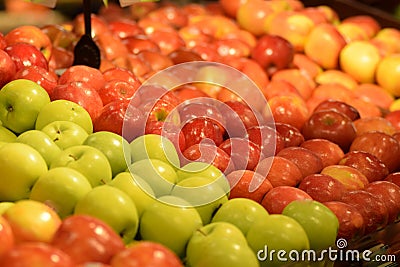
top-left (376, 54), bottom-right (400, 97)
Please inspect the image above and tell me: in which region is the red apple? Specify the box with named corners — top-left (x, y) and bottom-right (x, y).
top-left (255, 156), bottom-right (303, 187)
top-left (349, 131), bottom-right (400, 172)
top-left (274, 122), bottom-right (305, 148)
top-left (321, 165), bottom-right (369, 191)
top-left (339, 151), bottom-right (389, 183)
top-left (219, 137), bottom-right (263, 171)
top-left (237, 0), bottom-right (274, 36)
top-left (261, 186), bottom-right (313, 214)
top-left (0, 49), bottom-right (16, 88)
top-left (0, 32), bottom-right (6, 50)
top-left (145, 120), bottom-right (186, 153)
top-left (364, 181), bottom-right (400, 224)
top-left (322, 201), bottom-right (365, 240)
top-left (341, 15), bottom-right (381, 39)
top-left (95, 32), bottom-right (130, 62)
top-left (148, 30), bottom-right (186, 56)
top-left (226, 169), bottom-right (273, 203)
top-left (298, 173), bottom-right (347, 203)
top-left (169, 49), bottom-right (203, 64)
top-left (137, 50), bottom-right (174, 72)
top-left (51, 81), bottom-right (104, 122)
top-left (353, 117), bottom-right (397, 136)
top-left (385, 172), bottom-right (400, 188)
top-left (5, 43), bottom-right (48, 72)
top-left (97, 80), bottom-right (140, 106)
top-left (302, 110), bottom-right (357, 152)
top-left (51, 215), bottom-right (125, 265)
top-left (246, 125), bottom-right (285, 157)
top-left (312, 99), bottom-right (360, 121)
top-left (385, 110), bottom-right (400, 131)
top-left (73, 13), bottom-right (110, 39)
top-left (58, 65), bottom-right (106, 92)
top-left (102, 67), bottom-right (141, 86)
top-left (110, 241), bottom-right (183, 267)
top-left (251, 34), bottom-right (295, 75)
top-left (214, 38), bottom-right (251, 58)
top-left (277, 146), bottom-right (323, 178)
top-left (0, 242), bottom-right (74, 267)
top-left (123, 35), bottom-right (161, 55)
top-left (181, 117), bottom-right (224, 148)
top-left (13, 65), bottom-right (58, 95)
top-left (300, 138), bottom-right (345, 168)
top-left (48, 46), bottom-right (74, 72)
top-left (108, 20), bottom-right (145, 39)
top-left (145, 5), bottom-right (188, 29)
top-left (0, 216), bottom-right (14, 260)
top-left (173, 84), bottom-right (210, 102)
top-left (4, 25), bottom-right (52, 61)
top-left (340, 190), bottom-right (389, 234)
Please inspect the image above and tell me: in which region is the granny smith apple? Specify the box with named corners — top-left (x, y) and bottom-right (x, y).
top-left (130, 134), bottom-right (180, 169)
top-left (41, 120), bottom-right (89, 150)
top-left (15, 130), bottom-right (62, 167)
top-left (108, 172), bottom-right (156, 217)
top-left (30, 167), bottom-right (93, 219)
top-left (282, 200), bottom-right (339, 251)
top-left (0, 142), bottom-right (48, 201)
top-left (186, 221), bottom-right (259, 267)
top-left (170, 176), bottom-right (228, 224)
top-left (0, 125), bottom-right (16, 142)
top-left (211, 198), bottom-right (269, 236)
top-left (139, 195), bottom-right (203, 258)
top-left (35, 99), bottom-right (93, 134)
top-left (0, 79), bottom-right (50, 134)
top-left (0, 202), bottom-right (14, 215)
top-left (74, 184), bottom-right (139, 244)
top-left (127, 158), bottom-right (178, 197)
top-left (246, 214), bottom-right (310, 267)
top-left (83, 131), bottom-right (132, 177)
top-left (50, 145), bottom-right (112, 187)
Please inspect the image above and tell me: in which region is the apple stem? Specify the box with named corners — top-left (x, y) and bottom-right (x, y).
top-left (68, 154), bottom-right (78, 161)
top-left (197, 228), bottom-right (207, 236)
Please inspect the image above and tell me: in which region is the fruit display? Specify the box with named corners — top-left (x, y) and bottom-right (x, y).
top-left (0, 0), bottom-right (400, 266)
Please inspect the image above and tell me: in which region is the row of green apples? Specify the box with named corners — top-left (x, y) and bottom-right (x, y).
top-left (0, 78), bottom-right (340, 266)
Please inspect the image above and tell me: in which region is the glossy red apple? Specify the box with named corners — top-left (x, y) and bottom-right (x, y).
top-left (108, 20), bottom-right (145, 39)
top-left (0, 49), bottom-right (16, 88)
top-left (300, 138), bottom-right (345, 168)
top-left (277, 146), bottom-right (323, 178)
top-left (255, 156), bottom-right (303, 187)
top-left (385, 110), bottom-right (400, 131)
top-left (339, 151), bottom-right (389, 183)
top-left (5, 43), bottom-right (48, 72)
top-left (340, 190), bottom-right (389, 234)
top-left (145, 5), bottom-right (188, 29)
top-left (274, 122), bottom-right (305, 148)
top-left (226, 169), bottom-right (273, 203)
top-left (323, 201), bottom-right (365, 240)
top-left (385, 172), bottom-right (400, 188)
top-left (299, 173), bottom-right (347, 203)
top-left (123, 35), bottom-right (161, 55)
top-left (246, 125), bottom-right (285, 157)
top-left (169, 49), bottom-right (203, 64)
top-left (364, 181), bottom-right (400, 224)
top-left (58, 65), bottom-right (106, 92)
top-left (261, 186), bottom-right (313, 214)
top-left (102, 67), bottom-right (141, 85)
top-left (13, 65), bottom-right (58, 95)
top-left (181, 117), bottom-right (224, 148)
top-left (302, 110), bottom-right (357, 152)
top-left (51, 215), bottom-right (125, 265)
top-left (354, 117), bottom-right (397, 136)
top-left (148, 30), bottom-right (186, 56)
top-left (312, 99), bottom-right (360, 121)
top-left (48, 46), bottom-right (74, 72)
top-left (97, 80), bottom-right (140, 106)
top-left (0, 216), bottom-right (14, 260)
top-left (321, 165), bottom-right (369, 191)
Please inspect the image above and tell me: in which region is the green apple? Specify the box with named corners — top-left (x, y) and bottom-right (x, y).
top-left (0, 79), bottom-right (50, 134)
top-left (170, 176), bottom-right (228, 224)
top-left (83, 131), bottom-right (132, 177)
top-left (50, 145), bottom-right (112, 187)
top-left (35, 99), bottom-right (93, 134)
top-left (41, 120), bottom-right (89, 150)
top-left (246, 214), bottom-right (310, 267)
top-left (139, 195), bottom-right (203, 258)
top-left (15, 130), bottom-right (62, 167)
top-left (186, 221), bottom-right (259, 267)
top-left (0, 125), bottom-right (16, 142)
top-left (30, 167), bottom-right (92, 219)
top-left (130, 134), bottom-right (180, 169)
top-left (127, 158), bottom-right (178, 197)
top-left (0, 142), bottom-right (48, 201)
top-left (74, 184), bottom-right (139, 244)
top-left (0, 202), bottom-right (14, 215)
top-left (282, 200), bottom-right (339, 251)
top-left (211, 198), bottom-right (269, 236)
top-left (108, 172), bottom-right (156, 217)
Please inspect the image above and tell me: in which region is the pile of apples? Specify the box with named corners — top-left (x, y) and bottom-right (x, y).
top-left (1, 0), bottom-right (400, 266)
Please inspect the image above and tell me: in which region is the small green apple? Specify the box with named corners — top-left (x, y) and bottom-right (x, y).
top-left (30, 167), bottom-right (93, 219)
top-left (0, 125), bottom-right (16, 142)
top-left (282, 200), bottom-right (339, 250)
top-left (108, 172), bottom-right (156, 217)
top-left (74, 184), bottom-right (139, 244)
top-left (15, 130), bottom-right (62, 167)
top-left (83, 131), bottom-right (132, 177)
top-left (50, 145), bottom-right (112, 187)
top-left (170, 176), bottom-right (228, 224)
top-left (41, 120), bottom-right (89, 150)
top-left (130, 134), bottom-right (180, 169)
top-left (35, 99), bottom-right (93, 134)
top-left (127, 158), bottom-right (178, 197)
top-left (211, 198), bottom-right (269, 236)
top-left (0, 202), bottom-right (14, 215)
top-left (139, 195), bottom-right (203, 258)
top-left (0, 142), bottom-right (48, 201)
top-left (186, 221), bottom-right (259, 267)
top-left (246, 214), bottom-right (310, 267)
top-left (0, 79), bottom-right (50, 134)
